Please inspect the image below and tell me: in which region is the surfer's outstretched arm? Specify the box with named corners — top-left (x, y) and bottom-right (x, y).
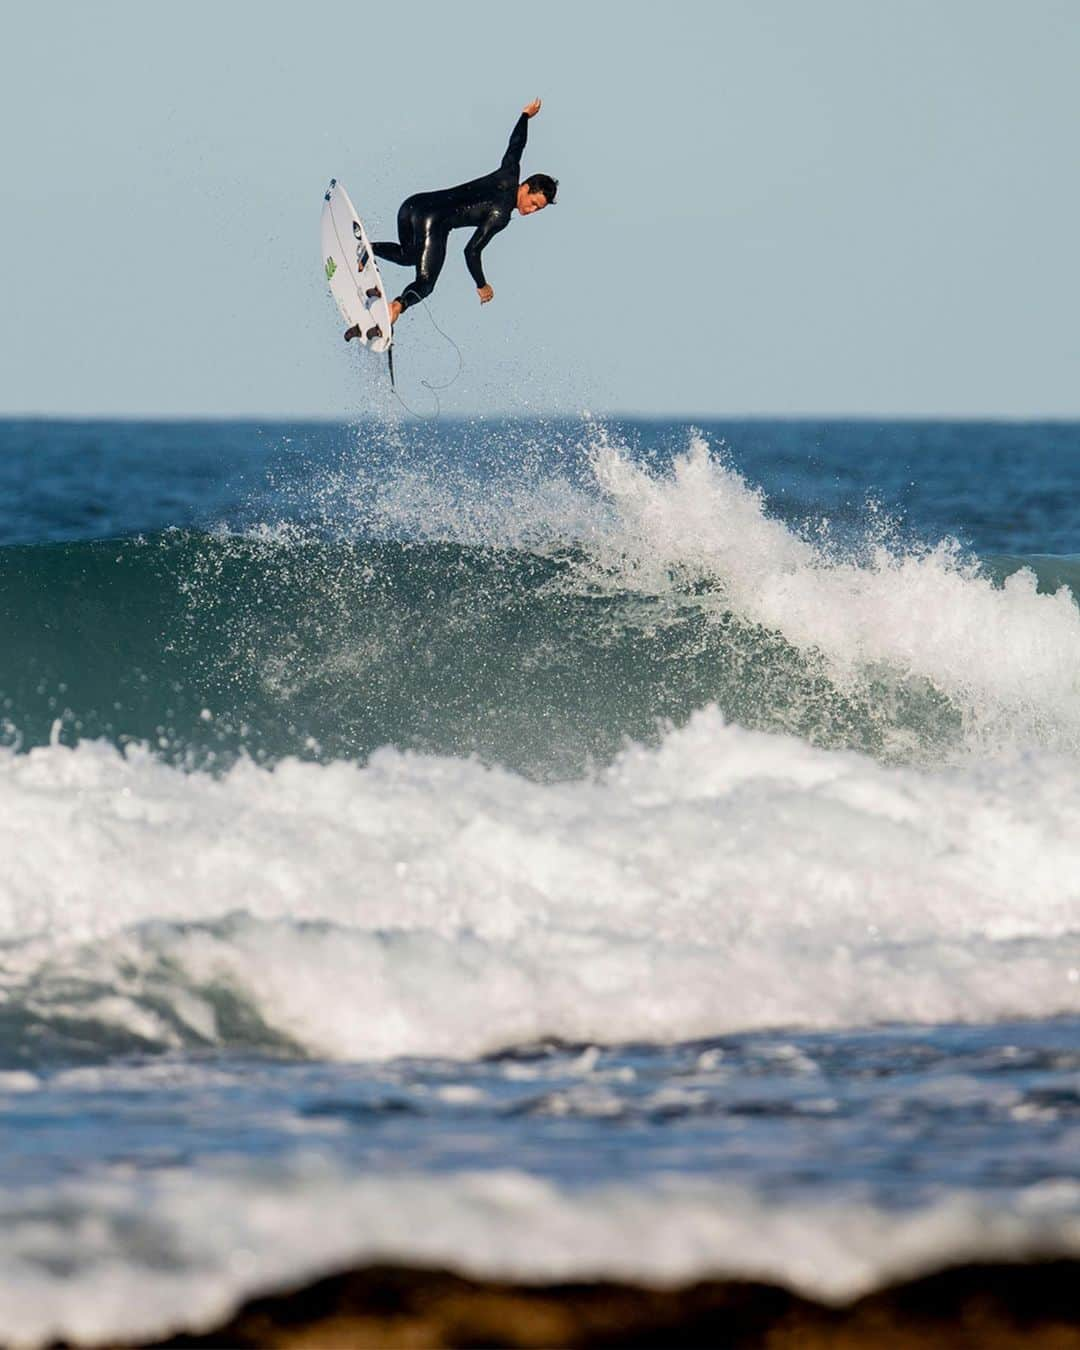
top-left (501, 97), bottom-right (541, 173)
top-left (501, 115), bottom-right (529, 174)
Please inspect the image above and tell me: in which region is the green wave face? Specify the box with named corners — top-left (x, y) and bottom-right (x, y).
top-left (0, 529), bottom-right (977, 777)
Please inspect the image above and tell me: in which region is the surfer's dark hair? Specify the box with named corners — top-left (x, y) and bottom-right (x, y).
top-left (524, 173), bottom-right (558, 204)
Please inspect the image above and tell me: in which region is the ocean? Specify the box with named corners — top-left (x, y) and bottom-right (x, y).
top-left (1, 415), bottom-right (1079, 1345)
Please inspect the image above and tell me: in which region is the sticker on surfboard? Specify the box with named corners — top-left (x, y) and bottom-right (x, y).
top-left (321, 179), bottom-right (393, 355)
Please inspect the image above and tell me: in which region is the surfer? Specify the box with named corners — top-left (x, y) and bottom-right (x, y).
top-left (351, 98), bottom-right (557, 333)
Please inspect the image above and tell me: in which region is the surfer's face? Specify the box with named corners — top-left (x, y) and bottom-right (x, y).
top-left (516, 185), bottom-right (549, 215)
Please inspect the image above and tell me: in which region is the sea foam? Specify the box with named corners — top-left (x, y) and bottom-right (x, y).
top-left (582, 432), bottom-right (1080, 753)
top-left (2, 709), bottom-right (1079, 1062)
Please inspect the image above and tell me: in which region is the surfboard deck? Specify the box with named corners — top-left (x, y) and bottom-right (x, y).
top-left (321, 179), bottom-right (393, 355)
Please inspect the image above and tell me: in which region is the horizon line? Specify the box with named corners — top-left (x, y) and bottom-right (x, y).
top-left (5, 411), bottom-right (1080, 426)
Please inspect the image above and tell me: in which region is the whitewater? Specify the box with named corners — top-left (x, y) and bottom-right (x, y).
top-left (3, 708), bottom-right (1080, 1061)
top-left (1, 416), bottom-right (1079, 1345)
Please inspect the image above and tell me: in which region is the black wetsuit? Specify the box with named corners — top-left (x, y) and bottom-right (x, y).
top-left (373, 114), bottom-right (529, 313)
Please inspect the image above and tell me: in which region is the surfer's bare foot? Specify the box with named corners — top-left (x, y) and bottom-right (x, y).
top-left (389, 300), bottom-right (403, 325)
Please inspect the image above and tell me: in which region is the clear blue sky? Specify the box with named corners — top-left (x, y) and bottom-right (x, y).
top-left (3, 0), bottom-right (1078, 418)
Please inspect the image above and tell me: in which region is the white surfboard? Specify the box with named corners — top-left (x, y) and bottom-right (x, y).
top-left (321, 179), bottom-right (393, 355)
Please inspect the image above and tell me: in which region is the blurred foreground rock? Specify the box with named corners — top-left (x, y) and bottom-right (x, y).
top-left (66, 1258), bottom-right (1080, 1349)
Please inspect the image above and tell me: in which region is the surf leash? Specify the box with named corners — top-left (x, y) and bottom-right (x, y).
top-left (386, 300), bottom-right (464, 420)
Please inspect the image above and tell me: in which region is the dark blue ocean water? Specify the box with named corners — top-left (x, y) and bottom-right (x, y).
top-left (1, 416), bottom-right (1079, 1345)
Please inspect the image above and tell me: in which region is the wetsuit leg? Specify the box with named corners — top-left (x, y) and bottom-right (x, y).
top-left (372, 197), bottom-right (424, 267)
top-left (371, 241), bottom-right (411, 265)
top-left (371, 199), bottom-right (417, 266)
top-left (398, 212), bottom-right (449, 311)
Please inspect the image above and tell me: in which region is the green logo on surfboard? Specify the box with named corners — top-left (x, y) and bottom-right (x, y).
top-left (324, 256), bottom-right (337, 280)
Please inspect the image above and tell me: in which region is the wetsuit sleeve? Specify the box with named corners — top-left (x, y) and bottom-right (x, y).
top-left (500, 113), bottom-right (529, 174)
top-left (463, 213), bottom-right (510, 289)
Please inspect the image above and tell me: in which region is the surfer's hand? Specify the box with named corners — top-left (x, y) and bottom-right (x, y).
top-left (523, 98), bottom-right (541, 118)
top-left (389, 300), bottom-right (403, 325)
top-left (478, 285), bottom-right (494, 304)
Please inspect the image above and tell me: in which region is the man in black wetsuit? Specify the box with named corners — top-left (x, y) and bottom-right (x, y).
top-left (348, 98), bottom-right (557, 334)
